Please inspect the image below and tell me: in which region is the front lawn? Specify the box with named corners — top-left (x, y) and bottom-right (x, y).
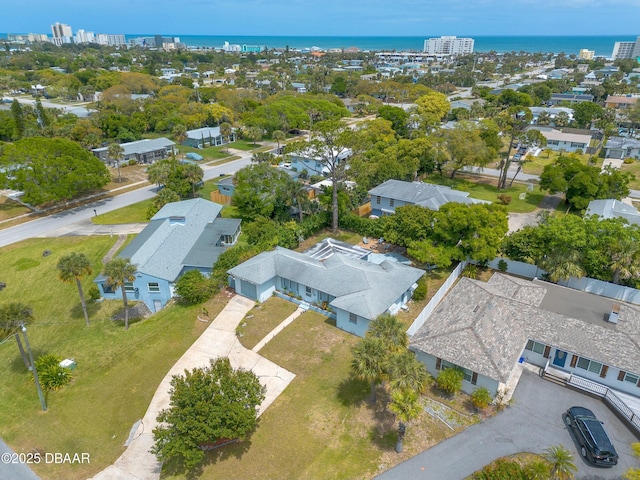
top-left (620, 160), bottom-right (640, 190)
top-left (0, 236), bottom-right (228, 480)
top-left (173, 310), bottom-right (479, 480)
top-left (236, 297), bottom-right (298, 350)
top-left (424, 174), bottom-right (545, 213)
top-left (0, 195), bottom-right (31, 221)
top-left (93, 199), bottom-right (152, 224)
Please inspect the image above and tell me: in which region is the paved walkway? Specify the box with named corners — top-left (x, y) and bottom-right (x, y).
top-left (89, 295), bottom-right (296, 480)
top-left (252, 307), bottom-right (305, 352)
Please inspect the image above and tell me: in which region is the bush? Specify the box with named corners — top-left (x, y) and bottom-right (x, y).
top-left (175, 270), bottom-right (216, 304)
top-left (87, 284), bottom-right (101, 302)
top-left (462, 264), bottom-right (478, 279)
top-left (412, 276), bottom-right (428, 301)
top-left (624, 157), bottom-right (635, 164)
top-left (34, 354), bottom-right (73, 391)
top-left (496, 193), bottom-right (512, 205)
top-left (497, 259), bottom-right (508, 273)
top-left (436, 367), bottom-right (464, 395)
top-left (471, 387), bottom-right (493, 409)
top-left (472, 458), bottom-right (526, 480)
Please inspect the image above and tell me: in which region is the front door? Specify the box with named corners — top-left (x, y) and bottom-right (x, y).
top-left (553, 349), bottom-right (567, 368)
top-left (154, 299), bottom-right (162, 312)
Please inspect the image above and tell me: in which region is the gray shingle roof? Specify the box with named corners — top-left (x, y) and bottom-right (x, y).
top-left (228, 246), bottom-right (424, 319)
top-left (410, 274), bottom-right (640, 383)
top-left (368, 179), bottom-right (489, 210)
top-left (118, 199), bottom-right (227, 281)
top-left (186, 127), bottom-right (221, 140)
top-left (93, 138), bottom-right (174, 156)
top-left (586, 199), bottom-right (640, 225)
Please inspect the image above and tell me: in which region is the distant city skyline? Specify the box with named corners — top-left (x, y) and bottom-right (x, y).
top-left (2, 0), bottom-right (638, 37)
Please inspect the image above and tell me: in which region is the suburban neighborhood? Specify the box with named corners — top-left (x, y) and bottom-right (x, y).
top-left (1, 18), bottom-right (640, 480)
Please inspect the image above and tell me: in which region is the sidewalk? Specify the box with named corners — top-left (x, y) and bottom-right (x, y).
top-left (89, 295), bottom-right (296, 480)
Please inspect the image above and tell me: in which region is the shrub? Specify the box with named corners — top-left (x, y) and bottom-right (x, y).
top-left (412, 276), bottom-right (428, 301)
top-left (471, 387), bottom-right (493, 409)
top-left (497, 259), bottom-right (508, 273)
top-left (462, 264), bottom-right (478, 279)
top-left (472, 458), bottom-right (526, 480)
top-left (436, 367), bottom-right (464, 395)
top-left (34, 354), bottom-right (73, 391)
top-left (496, 193), bottom-right (512, 205)
top-left (175, 270), bottom-right (216, 304)
top-left (87, 284), bottom-right (101, 302)
top-left (624, 157), bottom-right (635, 164)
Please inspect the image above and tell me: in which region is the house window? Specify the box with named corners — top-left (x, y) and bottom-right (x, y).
top-left (102, 283), bottom-right (114, 294)
top-left (623, 372), bottom-right (639, 384)
top-left (124, 282), bottom-right (135, 293)
top-left (525, 340), bottom-right (546, 355)
top-left (148, 282), bottom-right (160, 293)
top-left (389, 198), bottom-right (395, 207)
top-left (548, 140), bottom-right (559, 146)
top-left (376, 196), bottom-right (381, 204)
top-left (576, 356), bottom-right (605, 375)
top-left (349, 312), bottom-right (357, 324)
top-left (441, 360), bottom-right (472, 382)
top-left (305, 286), bottom-right (313, 296)
top-left (282, 278), bottom-right (298, 292)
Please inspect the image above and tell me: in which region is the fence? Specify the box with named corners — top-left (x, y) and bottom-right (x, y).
top-left (407, 261), bottom-right (467, 337)
top-left (477, 258), bottom-right (640, 306)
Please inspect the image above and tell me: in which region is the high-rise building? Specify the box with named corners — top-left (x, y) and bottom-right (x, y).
top-left (423, 36), bottom-right (474, 55)
top-left (95, 34), bottom-right (126, 46)
top-left (51, 22), bottom-right (73, 46)
top-left (75, 29), bottom-right (95, 44)
top-left (579, 49), bottom-right (595, 60)
top-left (612, 36), bottom-right (640, 60)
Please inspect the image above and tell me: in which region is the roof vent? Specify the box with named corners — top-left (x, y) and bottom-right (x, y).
top-left (608, 303), bottom-right (620, 324)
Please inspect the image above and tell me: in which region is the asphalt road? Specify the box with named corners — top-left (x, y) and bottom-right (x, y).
top-left (0, 153), bottom-right (253, 249)
top-left (376, 369), bottom-right (639, 480)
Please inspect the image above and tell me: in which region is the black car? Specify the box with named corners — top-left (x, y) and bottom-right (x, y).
top-left (564, 406), bottom-right (618, 467)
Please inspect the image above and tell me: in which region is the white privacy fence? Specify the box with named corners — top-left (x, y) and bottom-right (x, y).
top-left (478, 258), bottom-right (640, 306)
top-left (407, 261), bottom-right (467, 337)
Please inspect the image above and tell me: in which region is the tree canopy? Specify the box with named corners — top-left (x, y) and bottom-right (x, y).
top-left (0, 137), bottom-right (110, 205)
top-left (152, 357), bottom-right (265, 471)
top-left (232, 163), bottom-right (296, 221)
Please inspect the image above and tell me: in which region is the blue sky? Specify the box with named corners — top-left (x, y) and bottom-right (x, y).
top-left (2, 0), bottom-right (638, 36)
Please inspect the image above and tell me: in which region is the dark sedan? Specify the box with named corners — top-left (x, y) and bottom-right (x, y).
top-left (565, 406), bottom-right (618, 467)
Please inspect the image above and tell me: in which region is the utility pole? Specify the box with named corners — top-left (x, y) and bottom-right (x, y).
top-left (21, 324), bottom-right (47, 411)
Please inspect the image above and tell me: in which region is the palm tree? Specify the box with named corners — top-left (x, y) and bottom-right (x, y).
top-left (0, 302), bottom-right (34, 369)
top-left (182, 163), bottom-right (204, 198)
top-left (172, 124), bottom-right (187, 158)
top-left (539, 250), bottom-right (585, 283)
top-left (388, 388), bottom-right (422, 453)
top-left (103, 258), bottom-right (137, 330)
top-left (388, 351), bottom-right (430, 394)
top-left (351, 336), bottom-right (387, 404)
top-left (366, 313), bottom-right (408, 354)
top-left (610, 240), bottom-right (640, 285)
top-left (524, 460), bottom-right (551, 480)
top-left (246, 127), bottom-right (263, 146)
top-left (57, 252), bottom-right (93, 326)
top-left (286, 178), bottom-right (308, 222)
top-left (107, 143), bottom-right (125, 183)
top-left (147, 159), bottom-right (172, 189)
top-left (543, 445), bottom-right (577, 480)
top-left (272, 129), bottom-right (286, 152)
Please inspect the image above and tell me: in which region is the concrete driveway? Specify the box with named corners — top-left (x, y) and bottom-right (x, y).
top-left (377, 368), bottom-right (639, 480)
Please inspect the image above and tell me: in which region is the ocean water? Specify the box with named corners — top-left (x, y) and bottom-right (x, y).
top-left (124, 35), bottom-right (636, 56)
top-left (1, 33), bottom-right (636, 56)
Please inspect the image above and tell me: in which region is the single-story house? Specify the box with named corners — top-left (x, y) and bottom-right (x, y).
top-left (548, 93), bottom-right (594, 105)
top-left (183, 126), bottom-right (236, 149)
top-left (290, 82), bottom-right (307, 93)
top-left (449, 98), bottom-right (486, 112)
top-left (529, 106), bottom-right (574, 124)
top-left (605, 136), bottom-right (640, 160)
top-left (95, 199), bottom-right (241, 312)
top-left (92, 138), bottom-right (175, 164)
top-left (410, 273), bottom-right (640, 399)
top-left (586, 199), bottom-right (640, 225)
top-left (227, 240), bottom-right (424, 337)
top-left (526, 126), bottom-right (593, 153)
top-left (286, 147), bottom-right (352, 177)
top-left (368, 179), bottom-right (489, 216)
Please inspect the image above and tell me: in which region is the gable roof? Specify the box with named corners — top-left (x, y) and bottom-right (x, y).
top-left (368, 179), bottom-right (489, 210)
top-left (186, 126), bottom-right (222, 140)
top-left (118, 199), bottom-right (234, 281)
top-left (586, 199), bottom-right (640, 225)
top-left (410, 274), bottom-right (640, 383)
top-left (228, 246), bottom-right (423, 320)
top-left (526, 125), bottom-right (592, 144)
top-left (92, 138), bottom-right (174, 156)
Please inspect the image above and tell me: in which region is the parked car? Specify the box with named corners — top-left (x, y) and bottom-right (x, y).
top-left (564, 406), bottom-right (618, 467)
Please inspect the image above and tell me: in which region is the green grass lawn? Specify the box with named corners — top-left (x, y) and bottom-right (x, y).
top-left (0, 236), bottom-right (228, 480)
top-left (522, 150), bottom-right (602, 176)
top-left (230, 139), bottom-right (263, 151)
top-left (0, 196), bottom-right (31, 221)
top-left (620, 160), bottom-right (640, 190)
top-left (424, 174), bottom-right (545, 213)
top-left (236, 297), bottom-right (298, 350)
top-left (93, 200), bottom-right (152, 224)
